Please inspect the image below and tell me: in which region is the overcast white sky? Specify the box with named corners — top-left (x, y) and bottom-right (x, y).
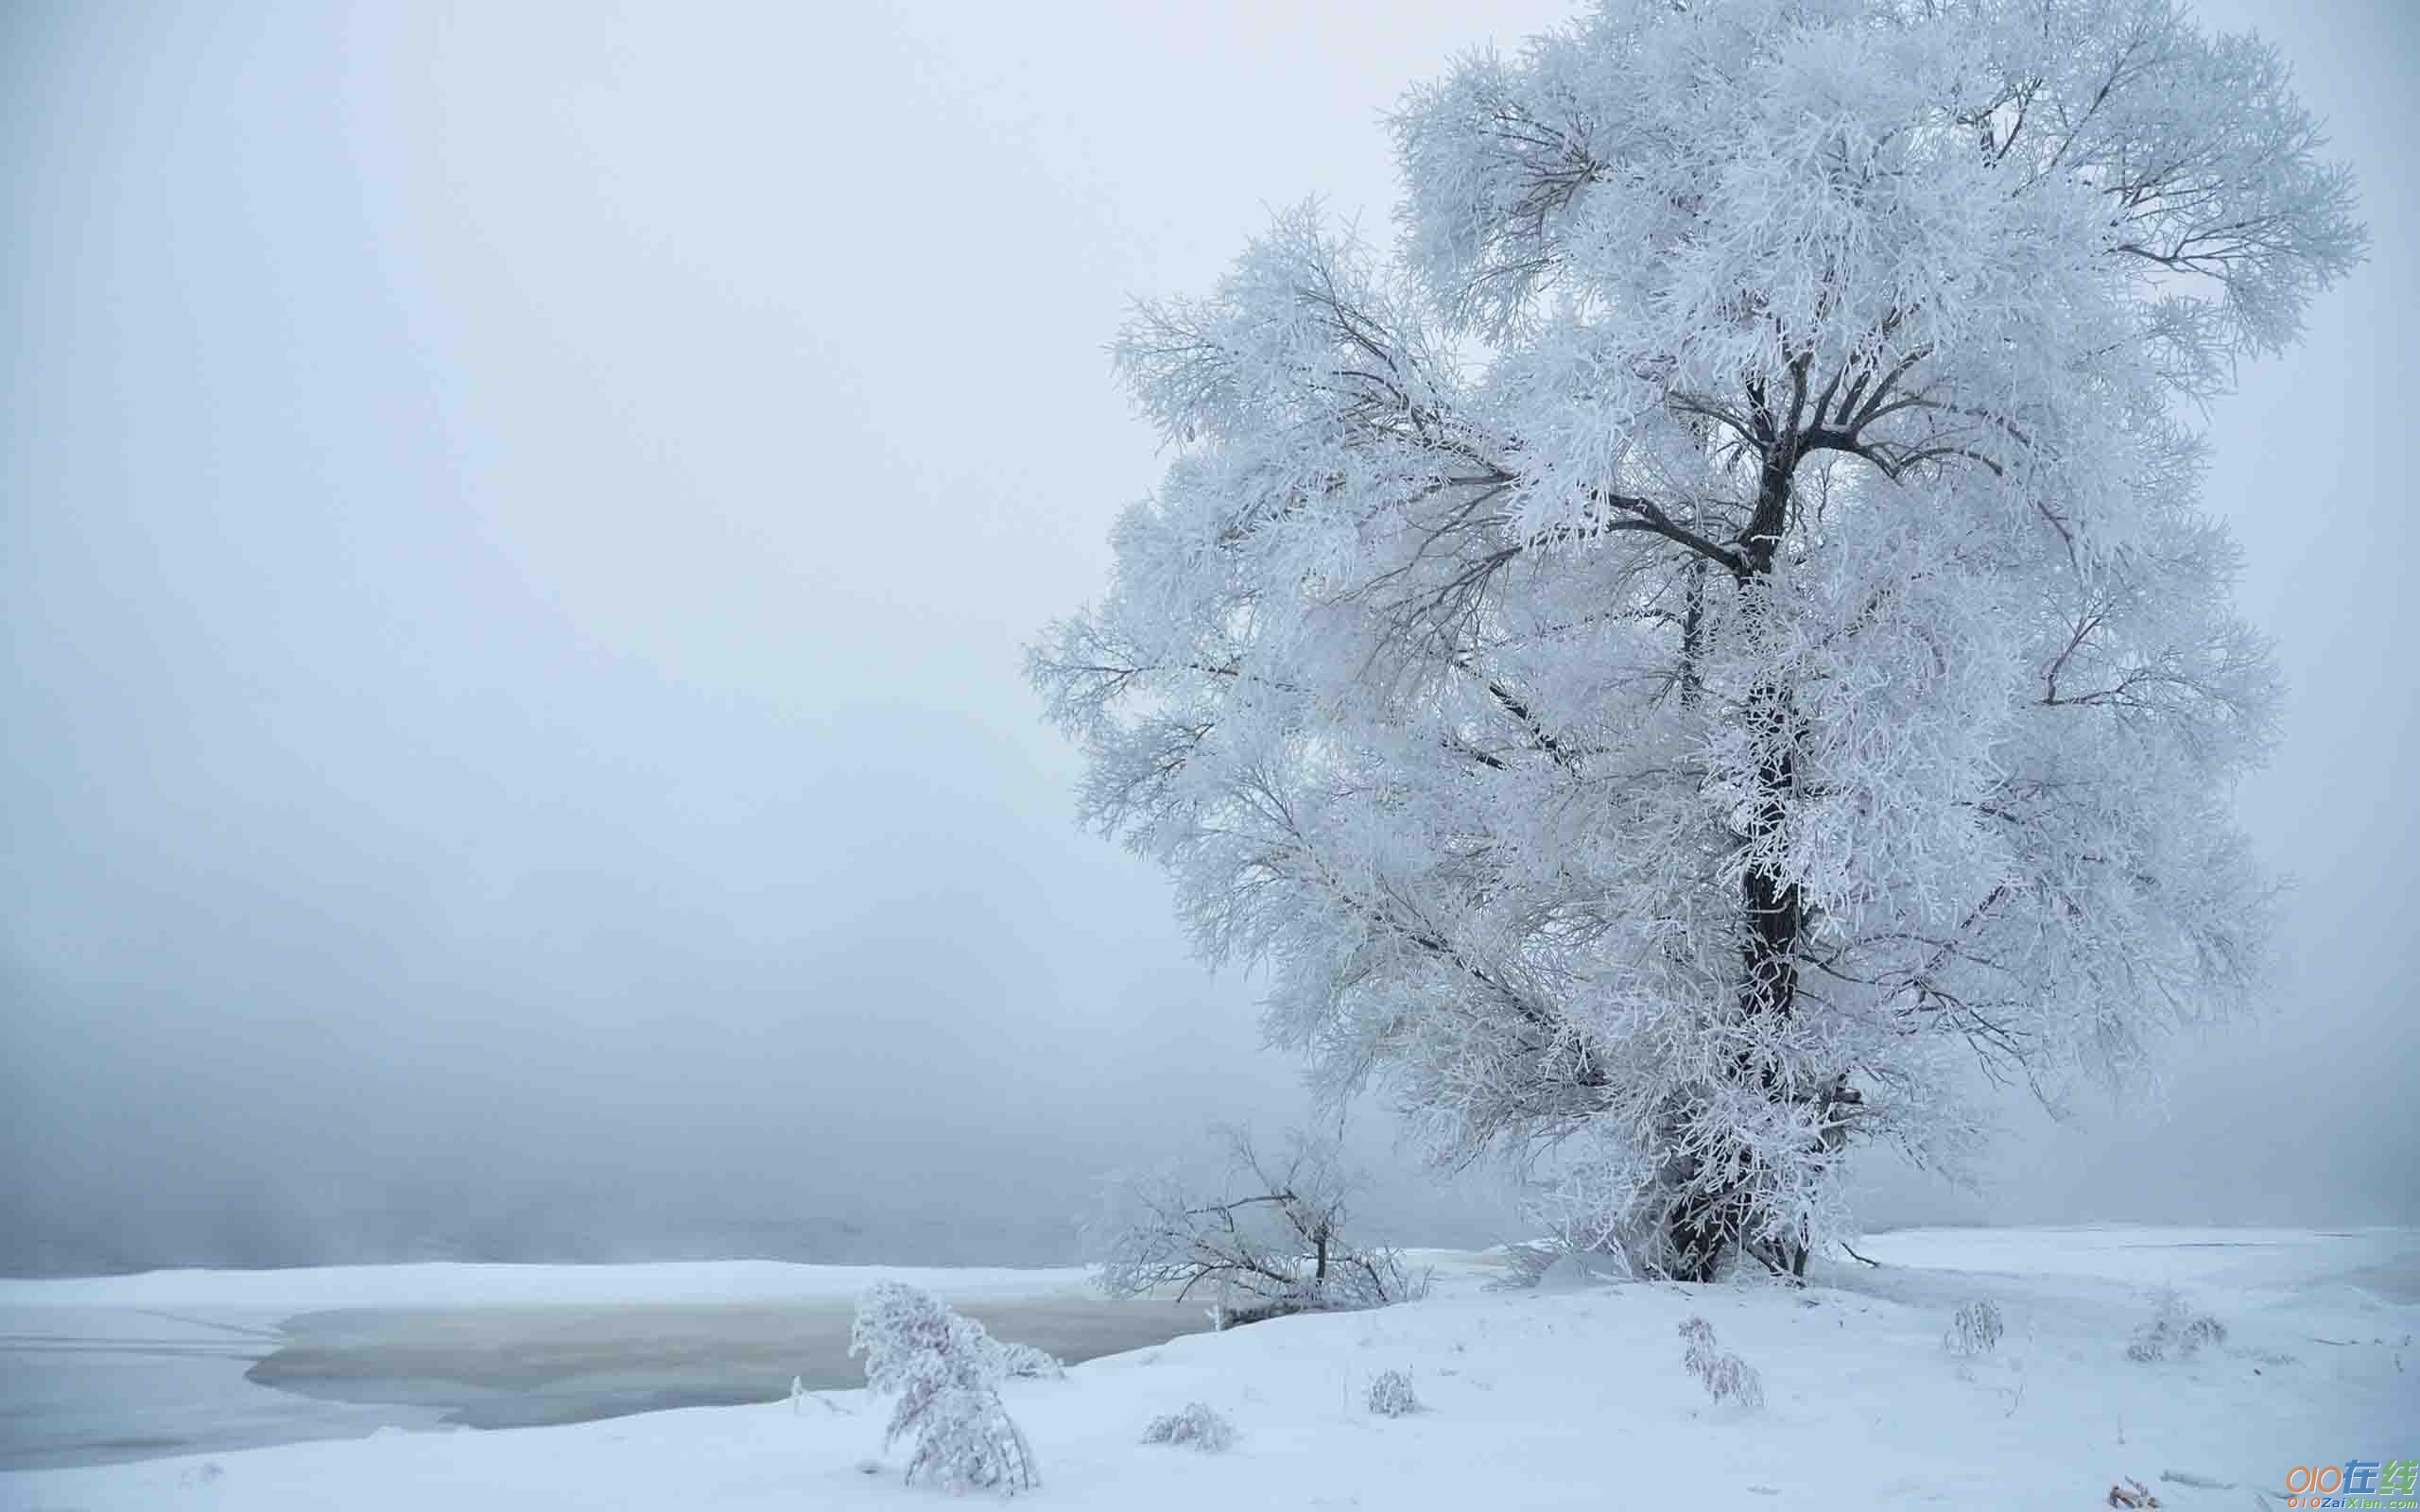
top-left (2, 0), bottom-right (2411, 1272)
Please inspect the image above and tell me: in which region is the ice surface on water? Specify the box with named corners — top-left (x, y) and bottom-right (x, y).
top-left (0, 1267), bottom-right (1206, 1471)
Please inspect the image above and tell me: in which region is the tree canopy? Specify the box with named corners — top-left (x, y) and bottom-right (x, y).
top-left (1031, 0), bottom-right (2360, 1280)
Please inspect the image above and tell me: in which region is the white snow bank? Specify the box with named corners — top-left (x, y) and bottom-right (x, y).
top-left (1859, 1225), bottom-right (2416, 1292)
top-left (0, 1259), bottom-right (1096, 1312)
top-left (8, 1228), bottom-right (2413, 1510)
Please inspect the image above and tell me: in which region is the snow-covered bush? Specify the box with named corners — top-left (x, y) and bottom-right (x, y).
top-left (849, 1282), bottom-right (1039, 1494)
top-left (1365, 1367), bottom-right (1421, 1418)
top-left (2125, 1288), bottom-right (2226, 1363)
top-left (1141, 1401), bottom-right (1237, 1452)
top-left (1494, 1149), bottom-right (1668, 1283)
top-left (1679, 1317), bottom-right (1764, 1409)
top-left (1945, 1299), bottom-right (2004, 1357)
top-left (1491, 1239), bottom-right (1562, 1290)
top-left (993, 1341), bottom-right (1064, 1381)
top-left (1091, 1126), bottom-right (1423, 1325)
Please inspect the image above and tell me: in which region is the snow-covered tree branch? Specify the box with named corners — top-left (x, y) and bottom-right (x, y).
top-left (1032, 0), bottom-right (2359, 1283)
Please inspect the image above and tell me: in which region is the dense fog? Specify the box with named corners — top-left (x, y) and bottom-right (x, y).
top-left (4, 0), bottom-right (2412, 1276)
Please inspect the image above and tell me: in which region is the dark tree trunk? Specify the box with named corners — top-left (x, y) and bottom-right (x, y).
top-left (1668, 1186), bottom-right (1744, 1283)
top-left (1739, 677), bottom-right (1805, 1036)
top-left (1663, 446), bottom-right (1807, 1281)
top-left (1734, 449), bottom-right (1806, 1057)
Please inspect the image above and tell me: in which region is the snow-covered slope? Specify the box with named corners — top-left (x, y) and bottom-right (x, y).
top-left (7, 1228), bottom-right (2411, 1510)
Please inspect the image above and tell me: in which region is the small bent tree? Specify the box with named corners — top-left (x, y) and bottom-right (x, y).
top-left (1091, 1126), bottom-right (1416, 1324)
top-left (850, 1282), bottom-right (1040, 1494)
top-left (1033, 0), bottom-right (2360, 1282)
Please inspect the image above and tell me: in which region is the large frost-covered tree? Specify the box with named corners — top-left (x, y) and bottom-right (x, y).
top-left (1031, 0), bottom-right (2360, 1281)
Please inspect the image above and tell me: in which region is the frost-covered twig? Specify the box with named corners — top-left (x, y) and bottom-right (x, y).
top-left (1679, 1317), bottom-right (1764, 1409)
top-left (1945, 1298), bottom-right (2003, 1357)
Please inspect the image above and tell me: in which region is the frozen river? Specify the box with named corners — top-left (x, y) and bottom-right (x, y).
top-left (0, 1262), bottom-right (1212, 1471)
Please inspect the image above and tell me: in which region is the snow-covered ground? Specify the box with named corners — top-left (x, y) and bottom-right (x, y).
top-left (4, 1228), bottom-right (2411, 1509)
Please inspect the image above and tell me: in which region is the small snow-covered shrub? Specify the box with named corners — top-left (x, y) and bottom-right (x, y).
top-left (1366, 1367), bottom-right (1421, 1418)
top-left (1945, 1298), bottom-right (2004, 1357)
top-left (850, 1282), bottom-right (1039, 1493)
top-left (1141, 1401), bottom-right (1236, 1452)
top-left (2182, 1315), bottom-right (2227, 1351)
top-left (1092, 1126), bottom-right (1422, 1326)
top-left (994, 1341), bottom-right (1064, 1381)
top-left (1492, 1239), bottom-right (1561, 1290)
top-left (2124, 1288), bottom-right (2227, 1363)
top-left (1492, 1235), bottom-right (1635, 1292)
top-left (1679, 1317), bottom-right (1764, 1409)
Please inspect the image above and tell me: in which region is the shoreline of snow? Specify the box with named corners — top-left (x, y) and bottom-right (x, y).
top-left (8, 1225), bottom-right (2413, 1509)
top-left (5, 1228), bottom-right (2413, 1506)
top-left (0, 1259), bottom-right (1102, 1313)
